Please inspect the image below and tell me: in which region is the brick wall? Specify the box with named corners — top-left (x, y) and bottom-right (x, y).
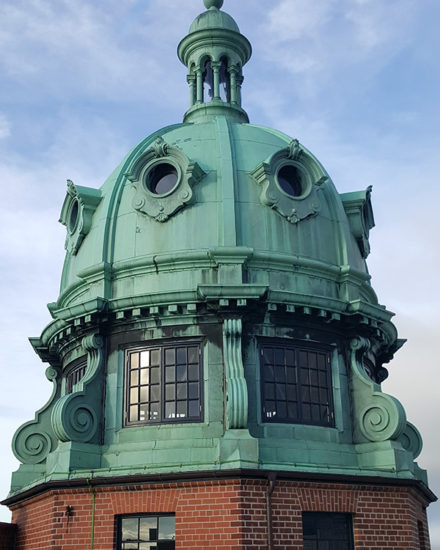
top-left (9, 477), bottom-right (431, 550)
top-left (0, 522), bottom-right (17, 550)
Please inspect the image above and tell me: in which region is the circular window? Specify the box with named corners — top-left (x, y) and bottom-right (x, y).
top-left (68, 200), bottom-right (79, 233)
top-left (146, 163), bottom-right (179, 195)
top-left (276, 164), bottom-right (305, 198)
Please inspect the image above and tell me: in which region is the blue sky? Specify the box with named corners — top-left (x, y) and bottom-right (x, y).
top-left (1, 0), bottom-right (439, 544)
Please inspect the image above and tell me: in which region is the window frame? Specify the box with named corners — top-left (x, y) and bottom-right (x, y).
top-left (259, 339), bottom-right (335, 427)
top-left (302, 512), bottom-right (355, 549)
top-left (124, 341), bottom-right (204, 427)
top-left (115, 513), bottom-right (176, 550)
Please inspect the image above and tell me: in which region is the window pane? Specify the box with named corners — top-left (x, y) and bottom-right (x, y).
top-left (188, 383), bottom-right (199, 399)
top-left (130, 370), bottom-right (139, 386)
top-left (140, 351), bottom-right (150, 368)
top-left (129, 405), bottom-right (138, 423)
top-left (177, 383), bottom-right (187, 399)
top-left (159, 516), bottom-right (175, 540)
top-left (188, 364), bottom-right (199, 381)
top-left (188, 346), bottom-right (198, 364)
top-left (150, 349), bottom-right (160, 365)
top-left (140, 369), bottom-right (149, 385)
top-left (165, 349), bottom-right (175, 365)
top-left (140, 386), bottom-right (148, 403)
top-left (176, 365), bottom-right (187, 381)
top-left (150, 385), bottom-right (160, 402)
top-left (189, 400), bottom-right (199, 418)
top-left (131, 354), bottom-right (139, 369)
top-left (176, 347), bottom-right (186, 364)
top-left (165, 384), bottom-right (175, 400)
top-left (140, 517), bottom-right (157, 541)
top-left (176, 401), bottom-right (187, 418)
top-left (151, 368), bottom-right (160, 384)
top-left (165, 367), bottom-right (175, 383)
top-left (150, 402), bottom-right (159, 421)
top-left (165, 402), bottom-right (176, 419)
top-left (130, 388), bottom-right (138, 404)
top-left (122, 517), bottom-right (139, 541)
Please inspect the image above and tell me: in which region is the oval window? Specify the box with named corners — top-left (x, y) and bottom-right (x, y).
top-left (277, 164), bottom-right (305, 198)
top-left (146, 163), bottom-right (178, 195)
top-left (68, 200), bottom-right (79, 233)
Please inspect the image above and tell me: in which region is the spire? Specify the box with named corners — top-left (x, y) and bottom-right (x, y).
top-left (178, 0), bottom-right (252, 123)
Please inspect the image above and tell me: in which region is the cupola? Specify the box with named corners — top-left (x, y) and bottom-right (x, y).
top-left (178, 0), bottom-right (252, 123)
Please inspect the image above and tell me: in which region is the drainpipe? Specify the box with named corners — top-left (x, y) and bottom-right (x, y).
top-left (266, 472), bottom-right (277, 550)
top-left (86, 478), bottom-right (96, 550)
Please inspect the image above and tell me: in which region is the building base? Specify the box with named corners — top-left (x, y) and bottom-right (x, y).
top-left (3, 471), bottom-right (435, 550)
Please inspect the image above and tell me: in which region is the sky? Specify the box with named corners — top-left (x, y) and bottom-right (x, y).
top-left (0, 0), bottom-right (439, 543)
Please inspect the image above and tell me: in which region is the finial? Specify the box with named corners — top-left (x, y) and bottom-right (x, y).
top-left (204, 0), bottom-right (224, 9)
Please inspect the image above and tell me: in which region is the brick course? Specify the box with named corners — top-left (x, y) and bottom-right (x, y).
top-left (8, 477), bottom-right (431, 550)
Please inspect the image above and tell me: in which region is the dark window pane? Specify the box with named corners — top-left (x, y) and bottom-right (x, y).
top-left (265, 383), bottom-right (275, 400)
top-left (150, 349), bottom-right (160, 366)
top-left (150, 385), bottom-right (160, 402)
top-left (176, 365), bottom-right (187, 381)
top-left (188, 364), bottom-right (199, 381)
top-left (176, 347), bottom-right (186, 364)
top-left (286, 366), bottom-right (296, 383)
top-left (176, 400), bottom-right (187, 418)
top-left (310, 370), bottom-right (319, 385)
top-left (149, 402), bottom-right (159, 421)
top-left (188, 383), bottom-right (199, 399)
top-left (276, 385), bottom-right (286, 400)
top-left (263, 348), bottom-right (273, 364)
top-left (275, 366), bottom-right (286, 383)
top-left (176, 383), bottom-right (187, 399)
top-left (188, 346), bottom-right (198, 364)
top-left (151, 368), bottom-right (160, 384)
top-left (287, 402), bottom-right (298, 419)
top-left (303, 513), bottom-right (354, 549)
top-left (139, 404), bottom-right (148, 422)
top-left (165, 366), bottom-right (175, 383)
top-left (189, 400), bottom-right (199, 418)
top-left (165, 384), bottom-right (175, 400)
top-left (265, 365), bottom-right (274, 382)
top-left (276, 401), bottom-right (287, 418)
top-left (165, 348), bottom-right (175, 365)
top-left (165, 402), bottom-right (175, 419)
top-left (300, 368), bottom-right (309, 385)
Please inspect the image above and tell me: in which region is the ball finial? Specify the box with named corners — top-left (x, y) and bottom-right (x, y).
top-left (204, 0), bottom-right (224, 9)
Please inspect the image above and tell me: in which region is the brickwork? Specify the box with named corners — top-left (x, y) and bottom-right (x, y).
top-left (9, 477), bottom-right (431, 550)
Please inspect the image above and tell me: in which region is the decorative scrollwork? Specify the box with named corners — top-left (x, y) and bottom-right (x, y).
top-left (12, 365), bottom-right (60, 465)
top-left (350, 337), bottom-right (406, 444)
top-left (223, 318), bottom-right (248, 429)
top-left (50, 333), bottom-right (104, 444)
top-left (12, 427), bottom-right (52, 464)
top-left (360, 395), bottom-right (405, 442)
top-left (398, 421), bottom-right (423, 459)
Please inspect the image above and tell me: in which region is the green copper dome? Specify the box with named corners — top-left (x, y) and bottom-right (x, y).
top-left (8, 0), bottom-right (427, 502)
top-left (189, 7), bottom-right (240, 34)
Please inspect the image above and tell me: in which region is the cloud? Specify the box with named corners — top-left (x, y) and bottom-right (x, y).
top-left (0, 113), bottom-right (11, 139)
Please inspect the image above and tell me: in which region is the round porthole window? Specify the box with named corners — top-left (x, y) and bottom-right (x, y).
top-left (276, 164), bottom-right (306, 198)
top-left (68, 200), bottom-right (79, 233)
top-left (146, 163), bottom-right (179, 196)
